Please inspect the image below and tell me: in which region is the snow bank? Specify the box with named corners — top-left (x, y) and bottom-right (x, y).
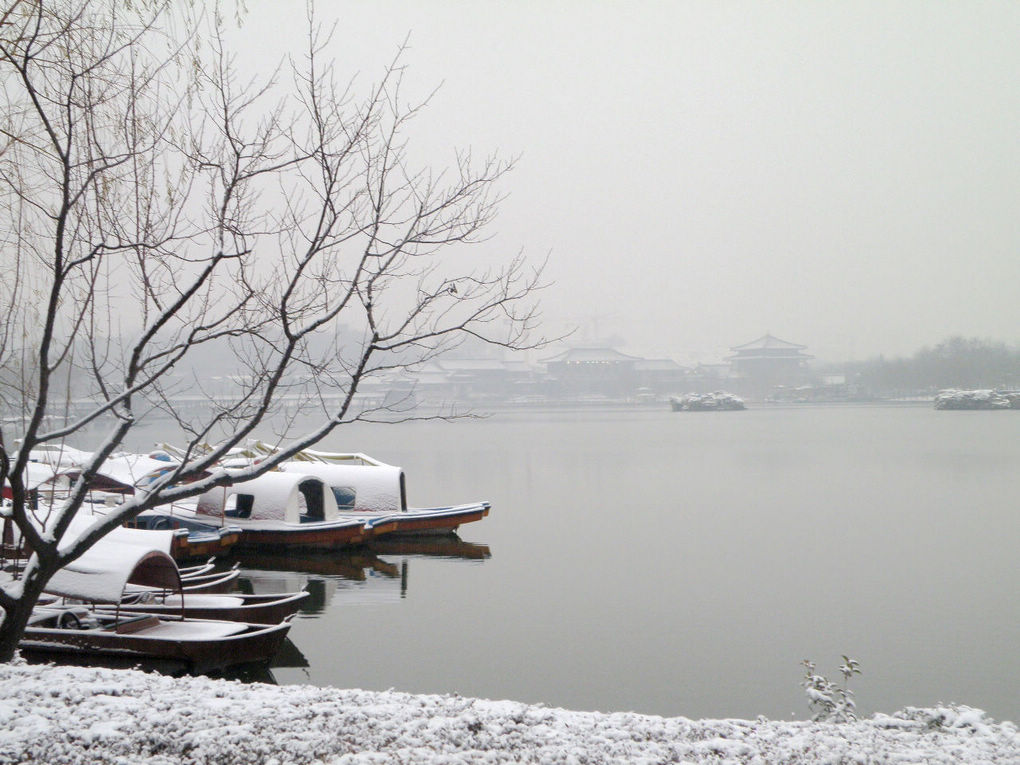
top-left (1, 662), bottom-right (1017, 764)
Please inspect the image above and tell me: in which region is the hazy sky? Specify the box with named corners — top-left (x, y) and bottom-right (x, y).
top-left (238, 2), bottom-right (1019, 363)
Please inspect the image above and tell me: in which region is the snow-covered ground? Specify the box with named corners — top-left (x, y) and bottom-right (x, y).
top-left (1, 662), bottom-right (1017, 764)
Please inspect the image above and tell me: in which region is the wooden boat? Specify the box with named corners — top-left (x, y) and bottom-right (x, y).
top-left (277, 456), bottom-right (491, 536)
top-left (22, 539), bottom-right (290, 671)
top-left (137, 472), bottom-right (374, 552)
top-left (20, 451), bottom-right (235, 562)
top-left (22, 607), bottom-right (292, 673)
top-left (163, 524), bottom-right (241, 561)
top-left (108, 589), bottom-right (310, 625)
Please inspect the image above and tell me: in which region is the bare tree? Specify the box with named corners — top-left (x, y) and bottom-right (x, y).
top-left (0, 0), bottom-right (544, 659)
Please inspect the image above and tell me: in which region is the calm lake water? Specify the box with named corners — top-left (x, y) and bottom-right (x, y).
top-left (202, 405), bottom-right (1017, 720)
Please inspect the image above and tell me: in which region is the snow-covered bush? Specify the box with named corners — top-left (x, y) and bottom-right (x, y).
top-left (801, 656), bottom-right (862, 723)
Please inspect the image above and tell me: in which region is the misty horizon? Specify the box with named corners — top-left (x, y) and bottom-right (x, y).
top-left (227, 2), bottom-right (1019, 364)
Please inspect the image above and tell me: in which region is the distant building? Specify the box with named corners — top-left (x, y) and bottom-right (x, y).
top-left (541, 347), bottom-right (644, 399)
top-left (393, 358), bottom-right (540, 404)
top-left (633, 358), bottom-right (689, 396)
top-left (686, 363), bottom-right (734, 394)
top-left (725, 334), bottom-right (813, 399)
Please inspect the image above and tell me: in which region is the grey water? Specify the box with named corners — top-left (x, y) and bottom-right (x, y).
top-left (230, 404), bottom-right (1019, 722)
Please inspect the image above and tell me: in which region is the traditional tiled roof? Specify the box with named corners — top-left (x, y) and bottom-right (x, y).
top-left (729, 334), bottom-right (807, 352)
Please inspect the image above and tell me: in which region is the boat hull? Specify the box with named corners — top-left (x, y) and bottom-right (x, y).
top-left (21, 612), bottom-right (291, 673)
top-left (138, 511), bottom-right (371, 552)
top-left (170, 527), bottom-right (241, 561)
top-left (232, 522), bottom-right (368, 552)
top-left (369, 502), bottom-right (491, 537)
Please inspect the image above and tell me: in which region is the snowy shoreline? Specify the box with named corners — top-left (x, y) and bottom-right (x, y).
top-left (1, 662), bottom-right (1017, 764)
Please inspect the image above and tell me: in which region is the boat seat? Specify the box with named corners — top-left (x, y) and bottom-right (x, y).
top-left (141, 619), bottom-right (248, 639)
top-left (115, 615), bottom-right (161, 634)
top-left (159, 594), bottom-right (245, 608)
top-left (27, 609), bottom-right (60, 627)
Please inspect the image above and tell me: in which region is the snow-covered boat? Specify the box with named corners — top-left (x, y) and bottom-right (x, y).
top-left (23, 607), bottom-right (292, 673)
top-left (138, 472), bottom-right (377, 552)
top-left (8, 450), bottom-right (240, 562)
top-left (276, 454), bottom-right (490, 536)
top-left (122, 515), bottom-right (242, 561)
top-left (21, 542), bottom-right (291, 672)
top-left (109, 589), bottom-right (310, 625)
top-left (669, 392), bottom-right (746, 411)
top-left (933, 389), bottom-right (1020, 410)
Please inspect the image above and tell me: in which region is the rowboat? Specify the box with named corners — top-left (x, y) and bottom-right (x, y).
top-left (108, 589), bottom-right (310, 625)
top-left (21, 538), bottom-right (290, 671)
top-left (22, 607), bottom-right (291, 673)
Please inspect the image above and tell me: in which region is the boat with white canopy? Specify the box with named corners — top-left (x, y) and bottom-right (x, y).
top-left (20, 539), bottom-right (292, 672)
top-left (137, 472), bottom-right (376, 551)
top-left (277, 458), bottom-right (490, 536)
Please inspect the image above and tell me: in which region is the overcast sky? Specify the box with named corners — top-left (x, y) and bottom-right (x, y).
top-left (238, 1), bottom-right (1019, 364)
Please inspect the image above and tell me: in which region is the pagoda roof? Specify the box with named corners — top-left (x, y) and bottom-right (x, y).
top-left (729, 334), bottom-right (807, 352)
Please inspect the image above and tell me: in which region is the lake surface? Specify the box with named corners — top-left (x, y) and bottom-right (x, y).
top-left (226, 404), bottom-right (1019, 722)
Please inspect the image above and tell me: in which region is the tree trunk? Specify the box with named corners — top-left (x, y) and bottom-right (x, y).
top-left (0, 570), bottom-right (49, 663)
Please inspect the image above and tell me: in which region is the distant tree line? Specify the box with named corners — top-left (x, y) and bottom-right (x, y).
top-left (846, 337), bottom-right (1020, 394)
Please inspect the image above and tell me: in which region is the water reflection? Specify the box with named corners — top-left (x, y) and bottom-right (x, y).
top-left (222, 637), bottom-right (310, 685)
top-left (231, 535), bottom-right (491, 612)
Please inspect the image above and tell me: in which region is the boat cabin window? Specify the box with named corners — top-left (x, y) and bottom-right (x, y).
top-left (298, 479), bottom-right (325, 523)
top-left (224, 493), bottom-right (254, 519)
top-left (331, 487), bottom-right (356, 511)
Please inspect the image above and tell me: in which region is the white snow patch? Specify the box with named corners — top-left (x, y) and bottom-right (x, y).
top-left (0, 662), bottom-right (1016, 764)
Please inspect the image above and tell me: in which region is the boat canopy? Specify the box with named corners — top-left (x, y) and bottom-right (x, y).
top-left (45, 542), bottom-right (181, 603)
top-left (59, 453), bottom-right (183, 494)
top-left (195, 472), bottom-right (339, 524)
top-left (27, 444), bottom-right (93, 470)
top-left (61, 512), bottom-right (178, 556)
top-left (1, 462), bottom-right (57, 499)
top-left (279, 461), bottom-right (406, 513)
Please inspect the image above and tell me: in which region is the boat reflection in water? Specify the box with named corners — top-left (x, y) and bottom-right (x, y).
top-left (232, 535), bottom-right (491, 612)
top-left (223, 637), bottom-right (310, 685)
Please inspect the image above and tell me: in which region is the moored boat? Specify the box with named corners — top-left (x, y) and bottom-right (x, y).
top-left (107, 589), bottom-right (310, 625)
top-left (22, 608), bottom-right (291, 673)
top-left (277, 455), bottom-right (491, 536)
top-left (22, 539), bottom-right (290, 671)
top-left (138, 472), bottom-right (373, 552)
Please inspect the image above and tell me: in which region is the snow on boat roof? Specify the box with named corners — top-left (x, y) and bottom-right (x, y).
top-left (278, 461), bottom-right (404, 513)
top-left (195, 471), bottom-right (339, 522)
top-left (26, 444), bottom-right (92, 469)
top-left (3, 462), bottom-right (56, 490)
top-left (58, 511), bottom-right (177, 557)
top-left (58, 453), bottom-right (182, 493)
top-left (45, 541), bottom-right (181, 603)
